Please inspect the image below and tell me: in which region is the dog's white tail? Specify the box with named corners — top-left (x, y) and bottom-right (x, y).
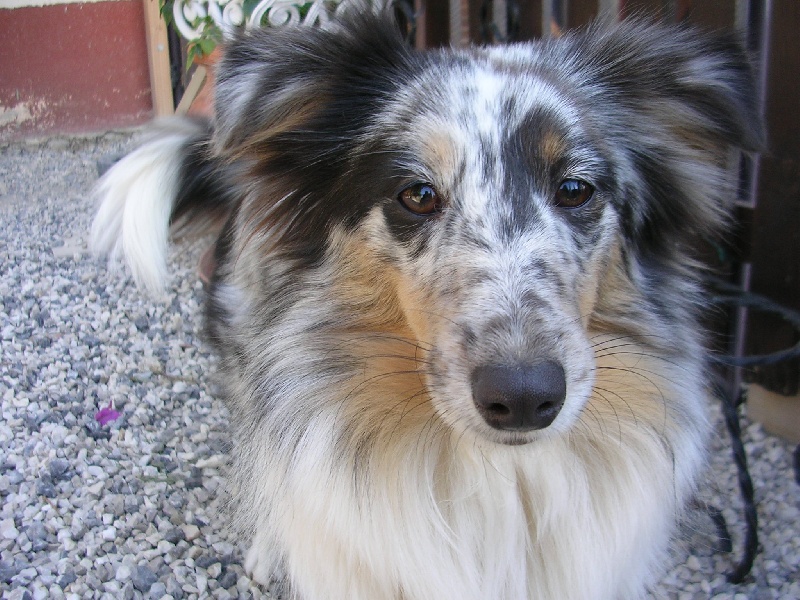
top-left (91, 119), bottom-right (211, 294)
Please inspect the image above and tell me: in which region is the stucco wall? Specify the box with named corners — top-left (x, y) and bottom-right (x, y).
top-left (0, 0), bottom-right (154, 140)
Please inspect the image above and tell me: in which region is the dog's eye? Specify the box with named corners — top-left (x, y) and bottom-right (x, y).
top-left (554, 179), bottom-right (594, 208)
top-left (398, 183), bottom-right (441, 215)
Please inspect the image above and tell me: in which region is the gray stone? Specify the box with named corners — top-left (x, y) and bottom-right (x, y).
top-left (165, 577), bottom-right (185, 599)
top-left (164, 527), bottom-right (185, 544)
top-left (48, 459), bottom-right (71, 481)
top-left (26, 522), bottom-right (48, 541)
top-left (130, 565), bottom-right (158, 592)
top-left (5, 589), bottom-right (32, 600)
top-left (146, 581), bottom-right (167, 599)
top-left (217, 569), bottom-right (238, 590)
top-left (57, 569), bottom-right (77, 589)
top-left (0, 560), bottom-right (19, 583)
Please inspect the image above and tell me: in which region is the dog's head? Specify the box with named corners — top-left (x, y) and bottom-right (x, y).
top-left (212, 13), bottom-right (761, 445)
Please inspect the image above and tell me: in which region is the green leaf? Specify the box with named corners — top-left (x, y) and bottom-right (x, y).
top-left (198, 37), bottom-right (217, 56)
top-left (185, 42), bottom-right (200, 71)
top-left (159, 0), bottom-right (174, 25)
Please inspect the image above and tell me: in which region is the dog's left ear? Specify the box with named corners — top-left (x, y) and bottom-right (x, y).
top-left (575, 20), bottom-right (764, 247)
top-left (580, 20), bottom-right (763, 153)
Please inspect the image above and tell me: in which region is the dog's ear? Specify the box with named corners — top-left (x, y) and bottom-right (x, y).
top-left (212, 11), bottom-right (414, 158)
top-left (574, 20), bottom-right (764, 252)
top-left (581, 20), bottom-right (763, 151)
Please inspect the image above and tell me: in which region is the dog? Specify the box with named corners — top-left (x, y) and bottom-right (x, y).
top-left (91, 11), bottom-right (761, 599)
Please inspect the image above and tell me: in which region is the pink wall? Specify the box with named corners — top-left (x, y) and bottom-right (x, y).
top-left (0, 1), bottom-right (154, 140)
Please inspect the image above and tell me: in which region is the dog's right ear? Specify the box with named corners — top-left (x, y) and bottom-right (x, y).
top-left (570, 20), bottom-right (764, 258)
top-left (212, 11), bottom-right (413, 158)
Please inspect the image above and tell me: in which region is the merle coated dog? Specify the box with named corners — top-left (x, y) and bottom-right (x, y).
top-left (92, 12), bottom-right (760, 599)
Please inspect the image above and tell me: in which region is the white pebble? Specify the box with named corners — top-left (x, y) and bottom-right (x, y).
top-left (116, 564), bottom-right (132, 581)
top-left (181, 524), bottom-right (201, 541)
top-left (0, 518), bottom-right (19, 540)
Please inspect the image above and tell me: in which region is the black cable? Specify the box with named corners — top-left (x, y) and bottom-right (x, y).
top-left (717, 384), bottom-right (759, 583)
top-left (708, 278), bottom-right (800, 368)
top-left (705, 277), bottom-right (800, 583)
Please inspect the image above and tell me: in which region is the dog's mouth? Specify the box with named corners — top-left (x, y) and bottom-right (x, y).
top-left (497, 435), bottom-right (534, 447)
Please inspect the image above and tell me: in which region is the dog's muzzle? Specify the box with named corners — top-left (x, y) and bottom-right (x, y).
top-left (471, 361), bottom-right (566, 432)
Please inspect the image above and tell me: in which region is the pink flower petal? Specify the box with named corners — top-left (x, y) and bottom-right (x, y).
top-left (95, 404), bottom-right (121, 426)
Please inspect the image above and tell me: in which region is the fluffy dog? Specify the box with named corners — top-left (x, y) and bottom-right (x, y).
top-left (92, 12), bottom-right (761, 599)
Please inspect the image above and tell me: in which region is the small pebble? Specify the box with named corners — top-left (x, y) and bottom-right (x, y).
top-left (131, 565), bottom-right (158, 592)
top-left (115, 564), bottom-right (132, 582)
top-left (181, 524), bottom-right (201, 542)
top-left (164, 527), bottom-right (186, 544)
top-left (49, 459), bottom-right (71, 480)
top-left (1, 519), bottom-right (19, 540)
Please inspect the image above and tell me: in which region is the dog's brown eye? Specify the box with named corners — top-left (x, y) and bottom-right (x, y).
top-left (554, 179), bottom-right (594, 208)
top-left (398, 183), bottom-right (441, 215)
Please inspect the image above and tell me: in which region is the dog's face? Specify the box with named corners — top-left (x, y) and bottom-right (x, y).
top-left (210, 15), bottom-right (760, 446)
top-left (353, 60), bottom-right (619, 443)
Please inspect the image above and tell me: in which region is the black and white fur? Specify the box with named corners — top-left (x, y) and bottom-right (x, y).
top-left (92, 13), bottom-right (761, 600)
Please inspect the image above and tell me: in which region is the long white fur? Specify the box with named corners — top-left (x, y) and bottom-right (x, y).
top-left (223, 297), bottom-right (705, 600)
top-left (90, 120), bottom-right (202, 294)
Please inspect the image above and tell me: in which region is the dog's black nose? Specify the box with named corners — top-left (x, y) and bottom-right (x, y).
top-left (471, 361), bottom-right (566, 432)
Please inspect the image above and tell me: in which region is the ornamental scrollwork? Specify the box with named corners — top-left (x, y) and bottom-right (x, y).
top-left (171, 0), bottom-right (387, 42)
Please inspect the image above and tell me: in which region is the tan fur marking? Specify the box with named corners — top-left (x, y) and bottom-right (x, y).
top-left (540, 129), bottom-right (566, 164)
top-left (582, 333), bottom-right (685, 441)
top-left (417, 122), bottom-right (464, 189)
top-left (222, 96), bottom-right (325, 162)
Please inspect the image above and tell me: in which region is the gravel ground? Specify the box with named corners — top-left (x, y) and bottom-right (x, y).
top-left (1, 132), bottom-right (798, 600)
